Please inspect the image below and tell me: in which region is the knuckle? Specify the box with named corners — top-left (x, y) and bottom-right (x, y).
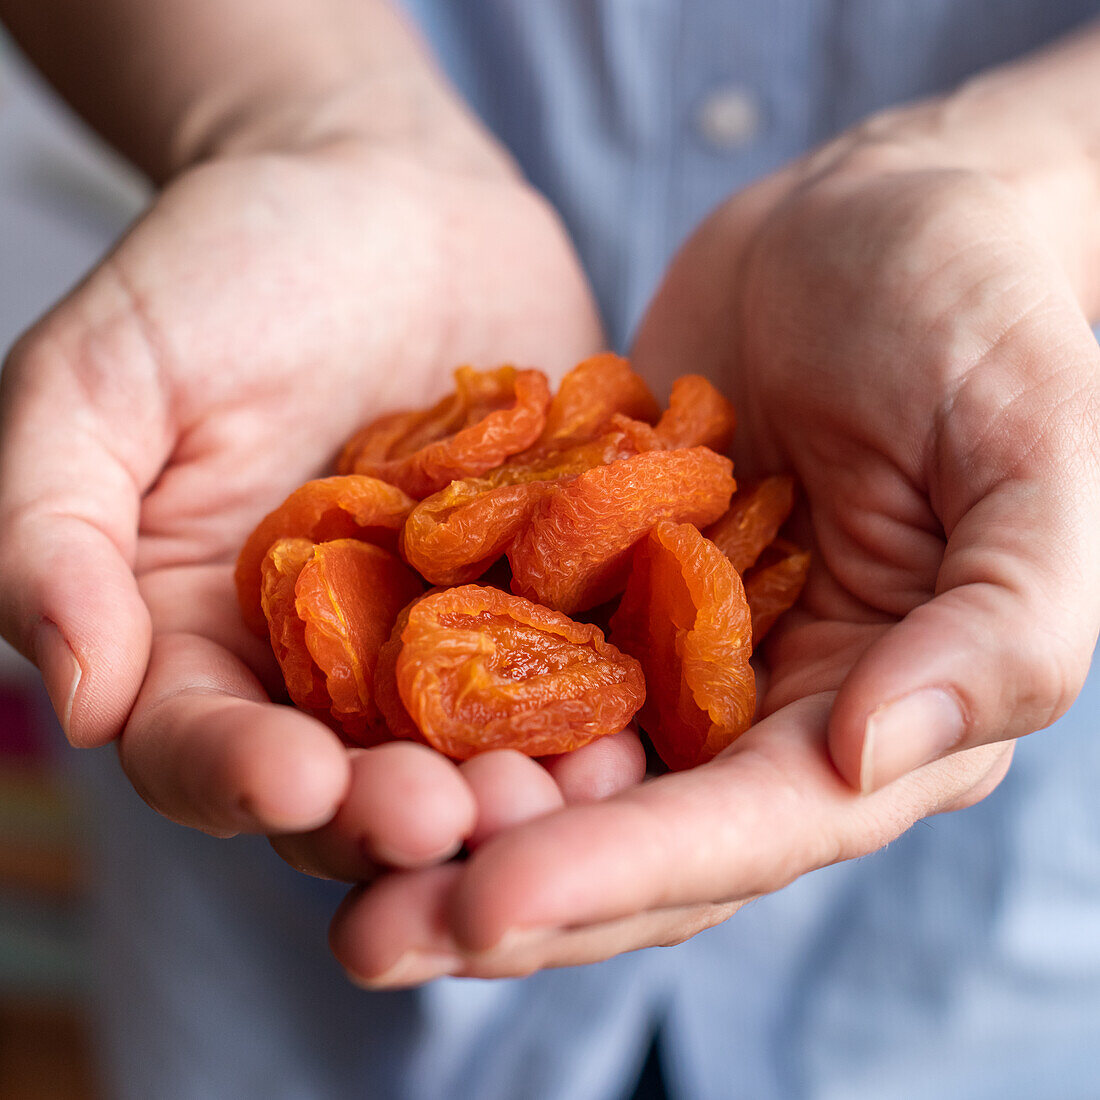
top-left (1023, 617), bottom-right (1093, 731)
top-left (1007, 607), bottom-right (1095, 734)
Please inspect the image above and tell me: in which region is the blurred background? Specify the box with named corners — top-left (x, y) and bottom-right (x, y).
top-left (0, 26), bottom-right (148, 1098)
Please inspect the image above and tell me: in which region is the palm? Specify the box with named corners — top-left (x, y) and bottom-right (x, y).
top-left (2, 140), bottom-right (620, 845)
top-left (638, 164), bottom-right (1093, 738)
top-left (126, 148), bottom-right (597, 678)
top-left (321, 156), bottom-right (1100, 983)
top-left (132, 146), bottom-right (599, 558)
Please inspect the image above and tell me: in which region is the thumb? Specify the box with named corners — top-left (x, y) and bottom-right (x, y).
top-left (829, 450), bottom-right (1100, 792)
top-left (0, 291), bottom-right (171, 746)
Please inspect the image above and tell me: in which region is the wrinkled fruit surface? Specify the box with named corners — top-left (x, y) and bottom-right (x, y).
top-left (261, 538), bottom-right (422, 746)
top-left (509, 447), bottom-right (736, 614)
top-left (380, 585), bottom-right (645, 760)
top-left (240, 354), bottom-right (807, 765)
top-left (610, 522), bottom-right (755, 771)
top-left (337, 365), bottom-right (551, 497)
top-left (260, 538), bottom-right (330, 713)
top-left (706, 475), bottom-right (796, 575)
top-left (653, 375), bottom-right (736, 452)
top-left (743, 539), bottom-right (811, 646)
top-left (236, 476), bottom-right (414, 636)
top-left (532, 352), bottom-right (660, 452)
top-left (401, 417), bottom-right (662, 586)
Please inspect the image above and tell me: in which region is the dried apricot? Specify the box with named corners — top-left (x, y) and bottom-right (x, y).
top-left (653, 375), bottom-right (736, 452)
top-left (401, 419), bottom-right (661, 586)
top-left (373, 598), bottom-right (427, 744)
top-left (706, 475), bottom-right (796, 574)
top-left (295, 539), bottom-right (423, 745)
top-left (242, 353), bottom-right (806, 772)
top-left (401, 482), bottom-right (543, 587)
top-left (236, 476), bottom-right (414, 636)
top-left (743, 539), bottom-right (810, 645)
top-left (534, 352), bottom-right (659, 451)
top-left (610, 522), bottom-right (755, 771)
top-left (259, 538), bottom-right (329, 712)
top-left (508, 447), bottom-right (736, 614)
top-left (337, 366), bottom-right (551, 497)
top-left (380, 585), bottom-right (645, 760)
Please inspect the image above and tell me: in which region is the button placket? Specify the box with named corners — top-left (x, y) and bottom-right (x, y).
top-left (695, 85), bottom-right (763, 151)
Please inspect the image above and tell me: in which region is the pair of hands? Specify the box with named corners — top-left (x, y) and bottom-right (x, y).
top-left (1, 99), bottom-right (1097, 985)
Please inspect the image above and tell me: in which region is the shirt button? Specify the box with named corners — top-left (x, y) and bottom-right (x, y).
top-left (695, 86), bottom-right (762, 150)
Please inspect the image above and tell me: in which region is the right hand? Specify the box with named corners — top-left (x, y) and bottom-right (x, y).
top-left (0, 123), bottom-right (643, 865)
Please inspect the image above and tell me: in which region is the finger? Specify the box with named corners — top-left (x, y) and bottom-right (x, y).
top-left (459, 751), bottom-right (564, 850)
top-left (937, 740), bottom-right (1015, 815)
top-left (538, 727), bottom-right (647, 803)
top-left (448, 902), bottom-right (740, 981)
top-left (829, 459), bottom-right (1100, 792)
top-left (0, 296), bottom-right (172, 747)
top-left (459, 729), bottom-right (647, 851)
top-left (120, 631), bottom-right (350, 835)
top-left (271, 743), bottom-right (477, 880)
top-left (330, 865), bottom-right (466, 987)
top-left (442, 696), bottom-right (1010, 953)
top-left (331, 859), bottom-right (741, 986)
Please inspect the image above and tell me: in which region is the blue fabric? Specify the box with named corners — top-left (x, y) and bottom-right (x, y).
top-left (83, 3), bottom-right (1100, 1097)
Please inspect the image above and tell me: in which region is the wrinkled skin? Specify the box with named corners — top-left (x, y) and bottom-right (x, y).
top-left (329, 116), bottom-right (1100, 985)
top-left (0, 136), bottom-right (658, 872)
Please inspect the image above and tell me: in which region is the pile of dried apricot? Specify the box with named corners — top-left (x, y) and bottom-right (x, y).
top-left (235, 355), bottom-right (808, 770)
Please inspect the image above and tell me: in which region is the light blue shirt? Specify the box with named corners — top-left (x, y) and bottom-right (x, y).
top-left (78, 4), bottom-right (1100, 1097)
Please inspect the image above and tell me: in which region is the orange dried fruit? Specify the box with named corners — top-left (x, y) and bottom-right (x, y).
top-left (236, 475), bottom-right (414, 636)
top-left (379, 585), bottom-right (645, 760)
top-left (508, 447), bottom-right (736, 614)
top-left (337, 365), bottom-right (551, 497)
top-left (743, 538), bottom-right (810, 645)
top-left (294, 539), bottom-right (424, 745)
top-left (653, 375), bottom-right (736, 452)
top-left (706, 475), bottom-right (796, 574)
top-left (401, 481), bottom-right (543, 588)
top-left (610, 522), bottom-right (755, 771)
top-left (373, 598), bottom-right (427, 744)
top-left (400, 419), bottom-right (662, 586)
top-left (534, 352), bottom-right (660, 451)
top-left (240, 354), bottom-right (806, 772)
top-left (259, 538), bottom-right (329, 713)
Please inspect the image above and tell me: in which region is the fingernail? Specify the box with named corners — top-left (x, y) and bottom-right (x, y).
top-left (370, 837), bottom-right (463, 869)
top-left (481, 926), bottom-right (556, 958)
top-left (353, 951), bottom-right (463, 989)
top-left (33, 621), bottom-right (83, 742)
top-left (860, 688), bottom-right (965, 794)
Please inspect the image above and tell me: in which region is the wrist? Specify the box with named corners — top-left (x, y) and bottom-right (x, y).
top-left (912, 91), bottom-right (1098, 313)
top-left (169, 71), bottom-right (518, 183)
top-left (815, 94), bottom-right (1100, 316)
top-left (808, 26), bottom-right (1100, 316)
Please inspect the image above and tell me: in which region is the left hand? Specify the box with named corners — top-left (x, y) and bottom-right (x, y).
top-left (326, 98), bottom-right (1100, 984)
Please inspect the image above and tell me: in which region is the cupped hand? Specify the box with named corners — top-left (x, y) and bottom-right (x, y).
top-left (0, 129), bottom-right (636, 849)
top-left (328, 111), bottom-right (1100, 982)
